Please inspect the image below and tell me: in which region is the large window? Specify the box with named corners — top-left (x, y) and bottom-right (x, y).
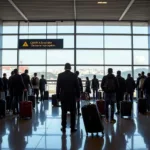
top-left (1, 21), bottom-right (149, 87)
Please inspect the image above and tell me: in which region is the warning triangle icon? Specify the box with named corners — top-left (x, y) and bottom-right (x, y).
top-left (23, 42), bottom-right (28, 47)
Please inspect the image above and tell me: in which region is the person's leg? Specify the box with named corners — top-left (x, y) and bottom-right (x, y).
top-left (77, 101), bottom-right (81, 115)
top-left (147, 94), bottom-right (150, 111)
top-left (111, 93), bottom-right (116, 122)
top-left (93, 90), bottom-right (95, 100)
top-left (71, 111), bottom-right (76, 131)
top-left (96, 89), bottom-right (98, 99)
top-left (40, 90), bottom-right (42, 101)
top-left (61, 109), bottom-right (67, 131)
top-left (116, 92), bottom-right (120, 114)
top-left (130, 92), bottom-right (133, 103)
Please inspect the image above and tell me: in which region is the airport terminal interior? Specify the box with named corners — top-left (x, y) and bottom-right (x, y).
top-left (0, 0), bottom-right (150, 149)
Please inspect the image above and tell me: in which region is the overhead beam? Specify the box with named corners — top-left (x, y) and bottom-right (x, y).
top-left (74, 0), bottom-right (77, 20)
top-left (8, 0), bottom-right (28, 21)
top-left (119, 0), bottom-right (135, 21)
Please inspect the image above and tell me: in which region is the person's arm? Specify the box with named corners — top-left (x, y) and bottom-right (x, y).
top-left (56, 74), bottom-right (61, 100)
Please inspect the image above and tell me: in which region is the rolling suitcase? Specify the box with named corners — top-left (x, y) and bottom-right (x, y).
top-left (96, 100), bottom-right (105, 115)
top-left (52, 94), bottom-right (58, 106)
top-left (138, 98), bottom-right (147, 114)
top-left (82, 104), bottom-right (104, 136)
top-left (20, 92), bottom-right (32, 118)
top-left (28, 95), bottom-right (35, 108)
top-left (120, 101), bottom-right (132, 117)
top-left (44, 91), bottom-right (49, 100)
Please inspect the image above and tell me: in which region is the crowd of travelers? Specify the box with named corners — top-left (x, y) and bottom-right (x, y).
top-left (0, 69), bottom-right (47, 115)
top-left (0, 63), bottom-right (149, 133)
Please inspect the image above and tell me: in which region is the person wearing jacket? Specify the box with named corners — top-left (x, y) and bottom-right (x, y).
top-left (2, 73), bottom-right (8, 97)
top-left (31, 73), bottom-right (40, 104)
top-left (56, 63), bottom-right (80, 133)
top-left (11, 69), bottom-right (26, 115)
top-left (39, 75), bottom-right (47, 101)
top-left (85, 77), bottom-right (91, 97)
top-left (126, 74), bottom-right (136, 103)
top-left (136, 73), bottom-right (141, 99)
top-left (115, 71), bottom-right (126, 115)
top-left (139, 72), bottom-right (147, 98)
top-left (143, 73), bottom-right (150, 111)
top-left (75, 71), bottom-right (83, 116)
top-left (92, 75), bottom-right (99, 100)
top-left (101, 68), bottom-right (118, 123)
top-left (21, 69), bottom-right (32, 100)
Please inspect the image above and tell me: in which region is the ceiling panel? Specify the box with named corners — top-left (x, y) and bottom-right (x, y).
top-left (0, 0), bottom-right (150, 21)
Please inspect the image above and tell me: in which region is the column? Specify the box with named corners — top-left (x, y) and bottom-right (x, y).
top-left (148, 21), bottom-right (150, 72)
top-left (0, 21), bottom-right (2, 76)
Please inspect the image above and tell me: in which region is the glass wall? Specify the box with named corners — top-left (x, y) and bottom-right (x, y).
top-left (1, 21), bottom-right (149, 94)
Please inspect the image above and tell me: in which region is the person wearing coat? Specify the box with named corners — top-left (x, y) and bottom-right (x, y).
top-left (56, 63), bottom-right (80, 133)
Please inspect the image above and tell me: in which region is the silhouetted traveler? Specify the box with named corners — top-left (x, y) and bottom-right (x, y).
top-left (11, 69), bottom-right (25, 115)
top-left (8, 71), bottom-right (14, 110)
top-left (75, 71), bottom-right (83, 116)
top-left (92, 75), bottom-right (99, 100)
top-left (126, 74), bottom-right (135, 103)
top-left (85, 77), bottom-right (91, 96)
top-left (136, 73), bottom-right (141, 99)
top-left (31, 73), bottom-right (39, 104)
top-left (21, 69), bottom-right (32, 100)
top-left (56, 63), bottom-right (80, 133)
top-left (101, 68), bottom-right (118, 123)
top-left (139, 72), bottom-right (147, 98)
top-left (2, 73), bottom-right (8, 97)
top-left (116, 71), bottom-right (126, 115)
top-left (39, 75), bottom-right (47, 101)
top-left (143, 73), bottom-right (150, 111)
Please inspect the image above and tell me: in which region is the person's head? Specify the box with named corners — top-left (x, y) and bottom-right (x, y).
top-left (3, 73), bottom-right (6, 78)
top-left (34, 73), bottom-right (37, 77)
top-left (25, 69), bottom-right (28, 74)
top-left (65, 63), bottom-right (71, 70)
top-left (117, 71), bottom-right (121, 76)
top-left (148, 73), bottom-right (150, 77)
top-left (108, 68), bottom-right (113, 74)
top-left (127, 73), bottom-right (131, 78)
top-left (138, 73), bottom-right (141, 77)
top-left (41, 75), bottom-right (44, 79)
top-left (14, 69), bottom-right (18, 75)
top-left (141, 71), bottom-right (145, 76)
top-left (93, 75), bottom-right (96, 79)
top-left (75, 71), bottom-right (79, 77)
top-left (11, 71), bottom-right (14, 76)
top-left (86, 77), bottom-right (89, 81)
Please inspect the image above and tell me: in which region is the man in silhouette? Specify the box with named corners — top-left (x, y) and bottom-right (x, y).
top-left (11, 69), bottom-right (26, 114)
top-left (115, 71), bottom-right (126, 115)
top-left (75, 71), bottom-right (83, 116)
top-left (56, 63), bottom-right (80, 133)
top-left (92, 75), bottom-right (99, 100)
top-left (21, 69), bottom-right (32, 100)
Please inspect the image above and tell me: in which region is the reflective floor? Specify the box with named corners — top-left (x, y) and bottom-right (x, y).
top-left (0, 100), bottom-right (150, 150)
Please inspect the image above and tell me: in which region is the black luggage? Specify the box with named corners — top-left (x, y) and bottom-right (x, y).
top-left (81, 104), bottom-right (104, 136)
top-left (120, 101), bottom-right (132, 117)
top-left (52, 94), bottom-right (58, 107)
top-left (44, 91), bottom-right (49, 100)
top-left (138, 98), bottom-right (147, 114)
top-left (0, 99), bottom-right (6, 118)
top-left (28, 95), bottom-right (35, 108)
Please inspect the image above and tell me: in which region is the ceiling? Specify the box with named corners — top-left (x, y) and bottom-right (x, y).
top-left (0, 0), bottom-right (150, 21)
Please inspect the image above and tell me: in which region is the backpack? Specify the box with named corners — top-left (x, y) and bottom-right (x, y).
top-left (139, 78), bottom-right (145, 89)
top-left (32, 77), bottom-right (37, 86)
top-left (104, 77), bottom-right (116, 92)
